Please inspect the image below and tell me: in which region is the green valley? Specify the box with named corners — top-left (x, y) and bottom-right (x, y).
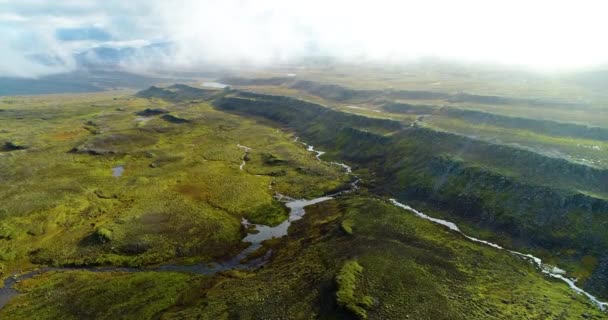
top-left (1, 77), bottom-right (607, 319)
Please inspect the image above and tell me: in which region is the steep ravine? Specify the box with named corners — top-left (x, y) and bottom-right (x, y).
top-left (390, 199), bottom-right (607, 311)
top-left (213, 91), bottom-right (608, 300)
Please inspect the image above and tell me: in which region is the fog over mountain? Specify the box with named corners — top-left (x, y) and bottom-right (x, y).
top-left (1, 0), bottom-right (607, 77)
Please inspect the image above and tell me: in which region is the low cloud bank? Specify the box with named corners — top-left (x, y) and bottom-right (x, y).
top-left (1, 0), bottom-right (607, 77)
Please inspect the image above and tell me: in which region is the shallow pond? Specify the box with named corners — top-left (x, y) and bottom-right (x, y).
top-left (112, 165), bottom-right (124, 177)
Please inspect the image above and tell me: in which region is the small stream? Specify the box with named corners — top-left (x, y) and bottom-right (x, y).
top-left (0, 142), bottom-right (355, 310)
top-left (242, 196), bottom-right (333, 243)
top-left (237, 144), bottom-right (252, 171)
top-left (306, 145), bottom-right (325, 160)
top-left (390, 199), bottom-right (608, 311)
top-left (1, 140), bottom-right (606, 312)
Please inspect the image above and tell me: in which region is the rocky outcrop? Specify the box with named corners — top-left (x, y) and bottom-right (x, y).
top-left (161, 114), bottom-right (189, 124)
top-left (220, 77), bottom-right (290, 86)
top-left (585, 255), bottom-right (608, 300)
top-left (71, 133), bottom-right (157, 155)
top-left (382, 102), bottom-right (437, 114)
top-left (214, 92), bottom-right (402, 135)
top-left (136, 84), bottom-right (222, 101)
top-left (1, 141), bottom-right (28, 152)
top-left (448, 92), bottom-right (587, 108)
top-left (136, 108), bottom-right (169, 116)
top-left (439, 107), bottom-right (608, 140)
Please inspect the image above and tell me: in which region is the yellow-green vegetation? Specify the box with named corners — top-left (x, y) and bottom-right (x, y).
top-left (0, 90), bottom-right (347, 277)
top-left (223, 76), bottom-right (608, 169)
top-left (335, 260), bottom-right (374, 319)
top-left (230, 64), bottom-right (608, 127)
top-left (2, 85), bottom-right (608, 319)
top-left (341, 218), bottom-right (354, 235)
top-left (3, 197), bottom-right (604, 319)
top-left (4, 271), bottom-right (196, 320)
top-left (421, 114), bottom-right (608, 169)
top-left (339, 198), bottom-right (606, 319)
top-left (214, 88), bottom-right (608, 301)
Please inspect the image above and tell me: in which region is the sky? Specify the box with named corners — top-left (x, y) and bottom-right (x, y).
top-left (1, 0), bottom-right (607, 77)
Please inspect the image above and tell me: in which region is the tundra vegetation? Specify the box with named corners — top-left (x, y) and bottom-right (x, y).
top-left (1, 77), bottom-right (607, 319)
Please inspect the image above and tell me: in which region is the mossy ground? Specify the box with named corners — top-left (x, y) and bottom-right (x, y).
top-left (0, 89), bottom-right (606, 319)
top-left (212, 89), bottom-right (608, 299)
top-left (2, 196), bottom-right (604, 319)
top-left (0, 91), bottom-right (347, 276)
top-left (4, 271), bottom-right (196, 320)
top-left (335, 259), bottom-right (374, 319)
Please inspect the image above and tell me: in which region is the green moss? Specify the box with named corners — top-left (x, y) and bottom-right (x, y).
top-left (0, 222), bottom-right (16, 240)
top-left (2, 196), bottom-right (606, 319)
top-left (2, 87), bottom-right (607, 319)
top-left (94, 227), bottom-right (113, 243)
top-left (245, 201), bottom-right (288, 226)
top-left (336, 260), bottom-right (373, 319)
top-left (215, 91), bottom-right (608, 298)
top-left (1, 271), bottom-right (196, 320)
top-left (341, 219), bottom-right (354, 235)
top-left (0, 91), bottom-right (346, 276)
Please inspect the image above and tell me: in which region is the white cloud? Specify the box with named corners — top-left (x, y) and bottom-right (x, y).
top-left (1, 0), bottom-right (608, 77)
top-left (152, 0), bottom-right (608, 70)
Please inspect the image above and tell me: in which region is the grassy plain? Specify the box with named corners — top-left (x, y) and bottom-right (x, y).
top-left (0, 91), bottom-right (347, 277)
top-left (1, 81), bottom-right (607, 319)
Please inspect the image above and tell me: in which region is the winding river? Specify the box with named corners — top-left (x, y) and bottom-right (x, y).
top-left (0, 142), bottom-right (355, 310)
top-left (1, 140), bottom-right (606, 312)
top-left (300, 136), bottom-right (607, 311)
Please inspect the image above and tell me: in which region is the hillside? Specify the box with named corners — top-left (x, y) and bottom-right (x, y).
top-left (0, 82), bottom-right (606, 319)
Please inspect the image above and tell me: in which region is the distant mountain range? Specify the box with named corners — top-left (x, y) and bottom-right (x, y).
top-left (0, 42), bottom-right (184, 96)
top-left (2, 42), bottom-right (607, 98)
top-left (0, 70), bottom-right (172, 96)
top-left (568, 69), bottom-right (608, 91)
top-left (73, 42), bottom-right (173, 68)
